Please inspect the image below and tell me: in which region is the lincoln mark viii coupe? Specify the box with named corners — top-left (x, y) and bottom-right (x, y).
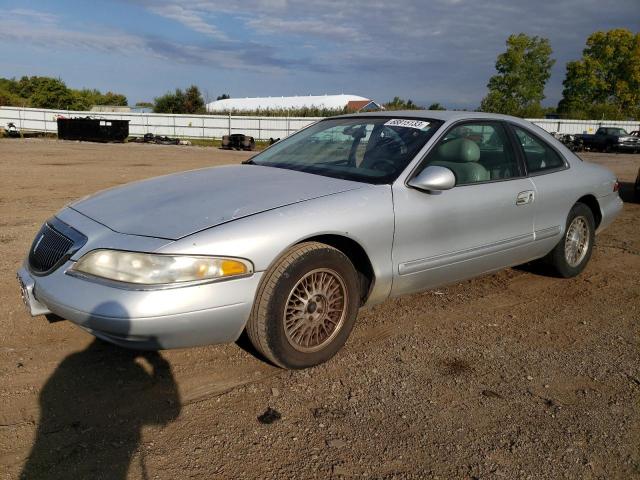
top-left (18, 112), bottom-right (622, 368)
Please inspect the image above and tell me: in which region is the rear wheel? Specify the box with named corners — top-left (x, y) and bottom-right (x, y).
top-left (246, 242), bottom-right (360, 369)
top-left (546, 203), bottom-right (595, 278)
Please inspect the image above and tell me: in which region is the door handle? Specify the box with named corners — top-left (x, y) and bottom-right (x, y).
top-left (516, 190), bottom-right (534, 205)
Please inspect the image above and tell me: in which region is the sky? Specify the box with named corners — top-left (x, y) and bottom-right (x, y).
top-left (0, 0), bottom-right (638, 109)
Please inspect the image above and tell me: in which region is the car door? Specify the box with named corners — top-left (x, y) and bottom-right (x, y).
top-left (509, 124), bottom-right (573, 255)
top-left (391, 120), bottom-right (537, 296)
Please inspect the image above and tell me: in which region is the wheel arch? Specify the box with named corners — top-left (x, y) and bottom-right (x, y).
top-left (576, 194), bottom-right (602, 229)
top-left (296, 234), bottom-right (375, 304)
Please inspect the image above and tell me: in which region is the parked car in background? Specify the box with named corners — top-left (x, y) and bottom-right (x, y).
top-left (18, 111), bottom-right (622, 369)
top-left (577, 127), bottom-right (640, 153)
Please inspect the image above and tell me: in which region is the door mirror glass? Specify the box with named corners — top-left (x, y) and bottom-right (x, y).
top-left (408, 165), bottom-right (456, 191)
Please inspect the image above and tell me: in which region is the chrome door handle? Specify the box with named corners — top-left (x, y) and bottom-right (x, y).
top-left (516, 190), bottom-right (534, 205)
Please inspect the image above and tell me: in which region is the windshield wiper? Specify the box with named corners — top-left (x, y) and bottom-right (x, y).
top-left (242, 158), bottom-right (255, 165)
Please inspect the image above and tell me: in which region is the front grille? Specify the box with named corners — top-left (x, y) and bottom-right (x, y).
top-left (28, 223), bottom-right (74, 273)
top-left (28, 218), bottom-right (86, 275)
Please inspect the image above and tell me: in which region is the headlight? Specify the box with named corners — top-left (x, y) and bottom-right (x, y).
top-left (70, 250), bottom-right (253, 285)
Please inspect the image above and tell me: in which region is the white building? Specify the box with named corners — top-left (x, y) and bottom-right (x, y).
top-left (206, 94), bottom-right (381, 113)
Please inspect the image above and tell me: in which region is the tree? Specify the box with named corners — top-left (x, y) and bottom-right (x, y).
top-left (154, 86), bottom-right (204, 114)
top-left (216, 93), bottom-right (230, 100)
top-left (0, 76), bottom-right (128, 110)
top-left (153, 89), bottom-right (186, 113)
top-left (558, 29), bottom-right (640, 119)
top-left (20, 76), bottom-right (75, 109)
top-left (427, 102), bottom-right (446, 110)
top-left (184, 85), bottom-right (205, 114)
top-left (98, 91), bottom-right (128, 106)
top-left (384, 97), bottom-right (420, 110)
top-left (480, 34), bottom-right (555, 117)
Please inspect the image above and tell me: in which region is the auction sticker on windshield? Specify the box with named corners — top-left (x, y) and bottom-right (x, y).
top-left (384, 119), bottom-right (430, 130)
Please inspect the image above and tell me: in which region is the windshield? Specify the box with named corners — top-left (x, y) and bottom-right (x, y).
top-left (604, 128), bottom-right (629, 136)
top-left (250, 117), bottom-right (442, 184)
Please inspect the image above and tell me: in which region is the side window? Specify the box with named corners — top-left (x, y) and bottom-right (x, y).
top-left (513, 127), bottom-right (565, 174)
top-left (424, 122), bottom-right (520, 185)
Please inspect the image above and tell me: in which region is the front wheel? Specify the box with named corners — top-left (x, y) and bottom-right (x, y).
top-left (546, 203), bottom-right (595, 278)
top-left (246, 242), bottom-right (360, 369)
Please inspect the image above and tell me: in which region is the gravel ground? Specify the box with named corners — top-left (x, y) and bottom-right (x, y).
top-left (0, 139), bottom-right (638, 480)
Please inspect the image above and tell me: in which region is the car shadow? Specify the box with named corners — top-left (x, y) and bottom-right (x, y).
top-left (20, 302), bottom-right (181, 480)
top-left (513, 260), bottom-right (560, 278)
top-left (235, 330), bottom-right (271, 364)
top-left (618, 181), bottom-right (638, 204)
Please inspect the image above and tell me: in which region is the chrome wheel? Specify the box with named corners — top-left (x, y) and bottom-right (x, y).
top-left (284, 268), bottom-right (348, 353)
top-left (564, 216), bottom-right (590, 267)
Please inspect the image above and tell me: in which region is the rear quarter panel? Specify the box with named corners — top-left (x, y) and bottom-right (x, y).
top-left (529, 149), bottom-right (618, 250)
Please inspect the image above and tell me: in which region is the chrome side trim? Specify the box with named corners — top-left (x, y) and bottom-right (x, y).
top-left (534, 225), bottom-right (562, 241)
top-left (398, 232), bottom-right (534, 275)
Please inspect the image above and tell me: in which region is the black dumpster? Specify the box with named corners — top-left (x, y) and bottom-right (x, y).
top-left (57, 117), bottom-right (129, 142)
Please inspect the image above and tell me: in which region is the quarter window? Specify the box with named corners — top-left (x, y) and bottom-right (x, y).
top-left (423, 122), bottom-right (520, 185)
top-left (513, 127), bottom-right (565, 173)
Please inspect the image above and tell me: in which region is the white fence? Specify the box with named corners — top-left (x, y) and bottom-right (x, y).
top-left (0, 106), bottom-right (318, 140)
top-left (1, 106), bottom-right (639, 140)
top-left (527, 118), bottom-right (640, 135)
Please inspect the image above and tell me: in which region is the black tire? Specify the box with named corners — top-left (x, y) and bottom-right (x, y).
top-left (546, 203), bottom-right (595, 278)
top-left (246, 242), bottom-right (360, 369)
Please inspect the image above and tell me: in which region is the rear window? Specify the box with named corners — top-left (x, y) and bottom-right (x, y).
top-left (513, 127), bottom-right (566, 174)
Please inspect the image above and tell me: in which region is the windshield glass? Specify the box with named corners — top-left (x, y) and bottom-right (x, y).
top-left (605, 128), bottom-right (628, 136)
top-left (250, 117), bottom-right (442, 183)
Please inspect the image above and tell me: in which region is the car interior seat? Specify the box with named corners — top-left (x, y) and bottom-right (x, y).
top-left (428, 138), bottom-right (489, 184)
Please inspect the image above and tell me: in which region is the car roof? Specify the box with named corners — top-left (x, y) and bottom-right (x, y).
top-left (334, 109), bottom-right (523, 123)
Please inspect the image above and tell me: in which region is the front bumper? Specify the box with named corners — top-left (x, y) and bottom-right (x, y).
top-left (617, 142), bottom-right (640, 151)
top-left (17, 263), bottom-right (262, 350)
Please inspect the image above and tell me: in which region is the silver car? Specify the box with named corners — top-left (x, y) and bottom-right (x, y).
top-left (18, 111), bottom-right (622, 368)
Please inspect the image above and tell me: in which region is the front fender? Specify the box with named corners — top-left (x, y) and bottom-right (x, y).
top-left (157, 185), bottom-right (396, 306)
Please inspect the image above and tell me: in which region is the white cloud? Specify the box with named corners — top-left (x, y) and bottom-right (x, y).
top-left (248, 17), bottom-right (362, 40)
top-left (8, 8), bottom-right (59, 24)
top-left (148, 4), bottom-right (227, 40)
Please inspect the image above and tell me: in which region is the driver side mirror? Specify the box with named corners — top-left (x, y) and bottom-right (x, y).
top-left (408, 165), bottom-right (456, 192)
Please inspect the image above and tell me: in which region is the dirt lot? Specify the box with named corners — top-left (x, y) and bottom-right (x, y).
top-left (0, 139), bottom-right (638, 480)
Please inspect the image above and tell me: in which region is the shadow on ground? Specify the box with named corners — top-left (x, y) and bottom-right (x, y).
top-left (618, 181), bottom-right (638, 204)
top-left (20, 306), bottom-right (180, 479)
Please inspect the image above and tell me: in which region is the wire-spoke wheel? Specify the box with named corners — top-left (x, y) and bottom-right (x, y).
top-left (564, 216), bottom-right (590, 267)
top-left (546, 202), bottom-right (595, 278)
top-left (284, 268), bottom-right (348, 353)
top-left (246, 242), bottom-right (361, 369)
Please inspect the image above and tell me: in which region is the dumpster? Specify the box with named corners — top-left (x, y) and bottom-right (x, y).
top-left (57, 117), bottom-right (130, 142)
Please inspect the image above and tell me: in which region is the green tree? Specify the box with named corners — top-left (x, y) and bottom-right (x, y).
top-left (153, 86), bottom-right (204, 114)
top-left (184, 85), bottom-right (205, 114)
top-left (480, 34), bottom-right (555, 117)
top-left (384, 97), bottom-right (420, 110)
top-left (0, 76), bottom-right (127, 110)
top-left (427, 102), bottom-right (446, 110)
top-left (153, 89), bottom-right (187, 113)
top-left (558, 29), bottom-right (640, 119)
top-left (0, 88), bottom-right (24, 107)
top-left (20, 76), bottom-right (74, 109)
top-left (0, 78), bottom-right (24, 106)
top-left (216, 93), bottom-right (230, 100)
top-left (97, 91), bottom-right (128, 106)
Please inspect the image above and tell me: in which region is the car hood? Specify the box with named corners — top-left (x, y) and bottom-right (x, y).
top-left (70, 164), bottom-right (363, 240)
